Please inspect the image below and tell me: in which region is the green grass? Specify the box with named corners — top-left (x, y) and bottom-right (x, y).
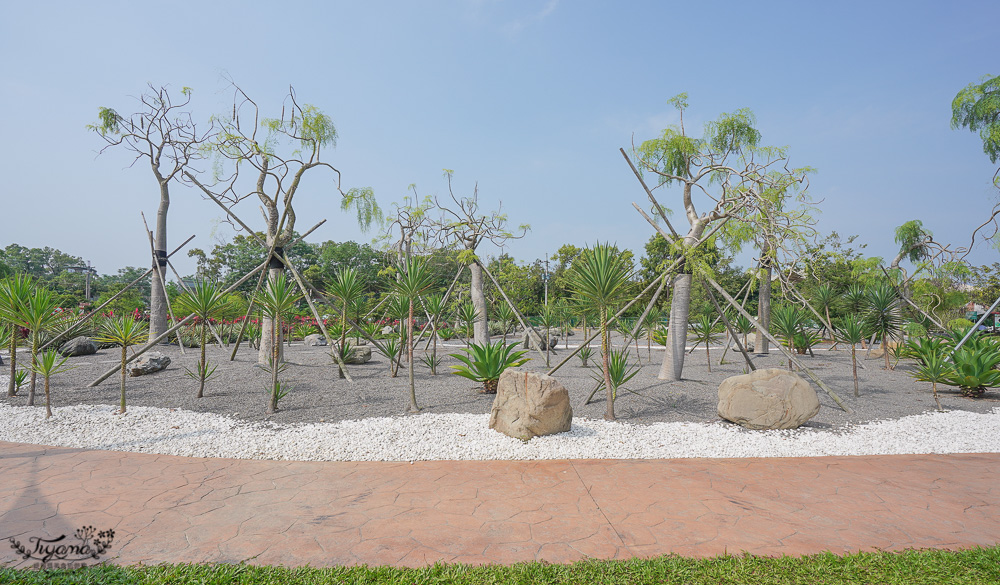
top-left (3, 547), bottom-right (1000, 584)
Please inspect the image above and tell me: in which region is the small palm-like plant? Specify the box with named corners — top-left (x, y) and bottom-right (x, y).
top-left (911, 343), bottom-right (953, 411)
top-left (450, 340), bottom-right (530, 394)
top-left (730, 312), bottom-right (754, 350)
top-left (255, 274), bottom-right (301, 413)
top-left (837, 314), bottom-right (867, 397)
top-left (0, 275), bottom-right (33, 397)
top-left (493, 301), bottom-right (516, 342)
top-left (570, 242), bottom-right (634, 421)
top-left (591, 347), bottom-right (640, 397)
top-left (865, 283), bottom-right (903, 370)
top-left (640, 308), bottom-right (663, 361)
top-left (388, 257), bottom-right (435, 413)
top-left (813, 283), bottom-right (838, 340)
top-left (422, 294), bottom-right (447, 374)
top-left (377, 337), bottom-right (401, 377)
top-left (537, 303), bottom-right (559, 367)
top-left (771, 304), bottom-right (806, 369)
top-left (942, 345), bottom-right (1000, 397)
top-left (6, 284), bottom-right (63, 406)
top-left (327, 267), bottom-right (365, 352)
top-left (578, 344), bottom-right (594, 367)
top-left (456, 302), bottom-right (479, 346)
top-left (96, 315), bottom-right (149, 414)
top-left (688, 313), bottom-right (722, 372)
top-left (173, 281), bottom-right (232, 399)
top-left (843, 284), bottom-right (869, 348)
top-left (29, 348), bottom-right (75, 419)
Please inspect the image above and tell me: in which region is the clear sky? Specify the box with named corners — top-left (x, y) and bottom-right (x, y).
top-left (1, 0), bottom-right (997, 278)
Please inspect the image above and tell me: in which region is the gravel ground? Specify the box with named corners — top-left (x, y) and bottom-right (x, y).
top-left (2, 332), bottom-right (999, 461)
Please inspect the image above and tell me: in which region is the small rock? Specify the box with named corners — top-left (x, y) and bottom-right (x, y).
top-left (489, 369), bottom-right (573, 440)
top-left (381, 325), bottom-right (395, 335)
top-left (129, 352), bottom-right (171, 377)
top-left (520, 329), bottom-right (559, 351)
top-left (343, 346), bottom-right (372, 365)
top-left (717, 368), bottom-right (819, 430)
top-left (304, 334), bottom-right (327, 347)
top-left (58, 336), bottom-right (98, 357)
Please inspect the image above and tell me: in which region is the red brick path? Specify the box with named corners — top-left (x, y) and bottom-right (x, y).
top-left (1, 441), bottom-right (997, 567)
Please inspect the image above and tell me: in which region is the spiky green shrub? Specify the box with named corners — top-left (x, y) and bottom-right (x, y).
top-left (450, 340), bottom-right (529, 394)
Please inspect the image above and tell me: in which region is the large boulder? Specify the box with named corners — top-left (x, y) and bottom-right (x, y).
top-left (489, 369), bottom-right (572, 440)
top-left (343, 345), bottom-right (372, 365)
top-left (304, 334), bottom-right (327, 347)
top-left (717, 368), bottom-right (819, 430)
top-left (128, 352), bottom-right (171, 377)
top-left (58, 336), bottom-right (98, 357)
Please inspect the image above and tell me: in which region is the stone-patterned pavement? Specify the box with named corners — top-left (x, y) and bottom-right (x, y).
top-left (1, 441), bottom-right (997, 568)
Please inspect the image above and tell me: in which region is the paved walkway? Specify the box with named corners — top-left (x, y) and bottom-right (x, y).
top-left (1, 441), bottom-right (997, 567)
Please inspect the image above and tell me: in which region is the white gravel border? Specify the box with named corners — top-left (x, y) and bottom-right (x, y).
top-left (2, 403), bottom-right (999, 461)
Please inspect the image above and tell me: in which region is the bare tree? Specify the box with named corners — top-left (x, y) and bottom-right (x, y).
top-left (189, 83), bottom-right (380, 365)
top-left (635, 94), bottom-right (810, 381)
top-left (89, 84), bottom-right (213, 340)
top-left (433, 171), bottom-right (529, 346)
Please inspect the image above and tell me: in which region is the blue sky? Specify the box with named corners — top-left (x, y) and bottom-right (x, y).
top-left (1, 0), bottom-right (997, 278)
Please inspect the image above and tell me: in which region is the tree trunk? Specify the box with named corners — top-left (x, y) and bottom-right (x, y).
top-left (149, 183), bottom-right (170, 341)
top-left (602, 317), bottom-right (614, 421)
top-left (851, 346), bottom-right (859, 397)
top-left (119, 345), bottom-right (127, 414)
top-left (407, 300), bottom-right (419, 412)
top-left (27, 336), bottom-right (38, 406)
top-left (6, 333), bottom-right (16, 397)
top-left (197, 325), bottom-right (207, 398)
top-left (755, 258), bottom-right (772, 355)
top-left (658, 273), bottom-right (691, 381)
top-left (258, 265), bottom-right (286, 366)
top-left (470, 261), bottom-right (490, 346)
top-left (44, 376), bottom-right (51, 419)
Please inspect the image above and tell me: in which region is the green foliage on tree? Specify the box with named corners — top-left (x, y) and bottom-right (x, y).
top-left (952, 73), bottom-right (1000, 167)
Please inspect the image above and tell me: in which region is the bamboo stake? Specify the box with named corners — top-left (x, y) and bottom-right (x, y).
top-left (476, 260), bottom-right (551, 362)
top-left (39, 235), bottom-right (196, 352)
top-left (702, 280), bottom-right (755, 371)
top-left (705, 276), bottom-right (851, 413)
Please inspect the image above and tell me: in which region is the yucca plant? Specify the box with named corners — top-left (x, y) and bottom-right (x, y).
top-left (843, 284), bottom-right (869, 348)
top-left (456, 302), bottom-right (479, 346)
top-left (913, 347), bottom-right (952, 412)
top-left (450, 340), bottom-right (529, 394)
top-left (688, 313), bottom-right (722, 372)
top-left (942, 344), bottom-right (1000, 397)
top-left (493, 301), bottom-right (516, 342)
top-left (771, 304), bottom-right (806, 369)
top-left (837, 314), bottom-right (867, 397)
top-left (730, 312), bottom-right (754, 350)
top-left (388, 257), bottom-right (435, 413)
top-left (904, 336), bottom-right (949, 364)
top-left (570, 242), bottom-right (634, 421)
top-left (255, 274), bottom-right (301, 413)
top-left (422, 294), bottom-right (447, 375)
top-left (615, 317), bottom-right (641, 365)
top-left (29, 347), bottom-right (75, 419)
top-left (591, 347), bottom-right (640, 398)
top-left (813, 283), bottom-right (838, 340)
top-left (377, 337), bottom-right (401, 377)
top-left (865, 283), bottom-right (903, 370)
top-left (0, 275), bottom-right (33, 397)
top-left (96, 315), bottom-right (149, 414)
top-left (537, 303), bottom-right (559, 367)
top-left (5, 283), bottom-right (63, 406)
top-left (578, 344), bottom-right (594, 367)
top-left (792, 329), bottom-right (823, 355)
top-left (173, 281), bottom-right (232, 399)
top-left (640, 308), bottom-right (663, 361)
top-left (12, 369), bottom-right (28, 392)
top-left (327, 266), bottom-right (365, 353)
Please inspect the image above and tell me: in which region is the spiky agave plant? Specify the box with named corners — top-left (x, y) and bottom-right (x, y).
top-left (450, 340), bottom-right (529, 394)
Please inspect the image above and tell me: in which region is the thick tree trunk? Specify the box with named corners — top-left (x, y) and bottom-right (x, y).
top-left (754, 259), bottom-right (772, 355)
top-left (659, 273), bottom-right (692, 381)
top-left (258, 265), bottom-right (286, 366)
top-left (470, 261), bottom-right (490, 346)
top-left (149, 183), bottom-right (170, 341)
